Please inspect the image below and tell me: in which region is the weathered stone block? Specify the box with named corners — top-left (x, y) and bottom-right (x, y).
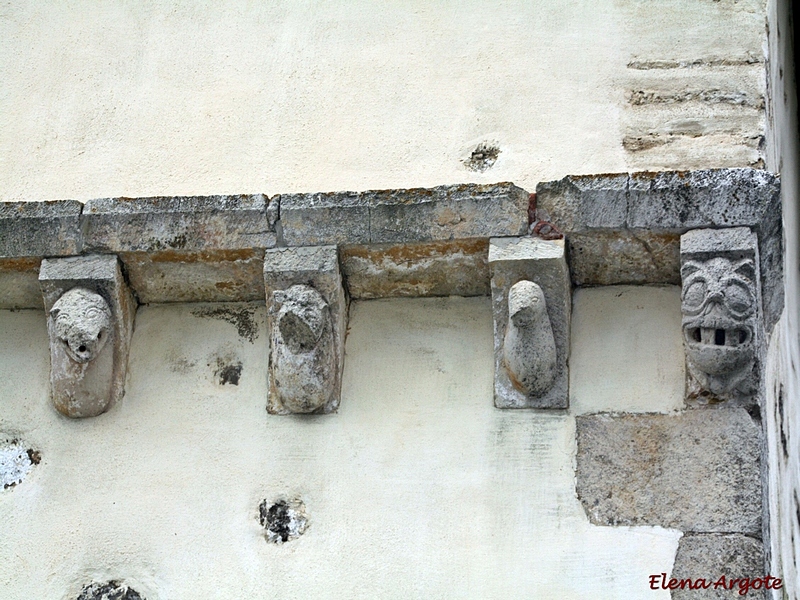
top-left (1, 439), bottom-right (40, 490)
top-left (567, 230), bottom-right (681, 286)
top-left (264, 246), bottom-right (347, 414)
top-left (0, 200), bottom-right (83, 258)
top-left (535, 174), bottom-right (629, 232)
top-left (39, 255), bottom-right (136, 418)
top-left (670, 534), bottom-right (767, 599)
top-left (681, 227), bottom-right (760, 402)
top-left (280, 183), bottom-right (528, 247)
top-left (488, 237), bottom-right (570, 409)
top-left (259, 497), bottom-right (308, 544)
top-left (628, 169), bottom-right (779, 230)
top-left (575, 409), bottom-right (762, 534)
top-left (119, 249), bottom-right (266, 303)
top-left (368, 183), bottom-right (529, 243)
top-left (82, 194), bottom-right (275, 253)
top-left (279, 192), bottom-right (370, 247)
top-left (340, 239), bottom-right (489, 299)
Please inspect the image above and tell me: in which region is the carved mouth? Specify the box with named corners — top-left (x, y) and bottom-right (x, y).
top-left (685, 326), bottom-right (751, 347)
top-left (683, 323), bottom-right (754, 377)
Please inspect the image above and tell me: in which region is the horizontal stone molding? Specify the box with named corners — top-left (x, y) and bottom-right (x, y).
top-left (0, 200), bottom-right (83, 258)
top-left (82, 194), bottom-right (276, 253)
top-left (0, 170), bottom-right (781, 317)
top-left (278, 182), bottom-right (529, 247)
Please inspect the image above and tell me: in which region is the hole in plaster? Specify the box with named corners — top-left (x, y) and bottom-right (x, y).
top-left (463, 142), bottom-right (500, 172)
top-left (76, 581), bottom-right (144, 600)
top-left (691, 328), bottom-right (701, 342)
top-left (714, 329), bottom-right (725, 345)
top-left (218, 363), bottom-right (242, 386)
top-left (259, 498), bottom-right (308, 544)
top-left (1, 440), bottom-right (39, 490)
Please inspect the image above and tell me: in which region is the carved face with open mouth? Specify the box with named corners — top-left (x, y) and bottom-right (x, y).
top-left (681, 256), bottom-right (757, 396)
top-left (49, 287), bottom-right (112, 364)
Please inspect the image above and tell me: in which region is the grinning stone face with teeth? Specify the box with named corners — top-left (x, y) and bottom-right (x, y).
top-left (681, 256), bottom-right (757, 397)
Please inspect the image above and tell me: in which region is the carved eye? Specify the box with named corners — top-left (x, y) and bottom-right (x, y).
top-left (725, 282), bottom-right (752, 315)
top-left (683, 280), bottom-right (706, 308)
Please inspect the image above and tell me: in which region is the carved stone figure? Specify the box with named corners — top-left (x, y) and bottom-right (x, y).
top-left (39, 255), bottom-right (136, 418)
top-left (503, 280), bottom-right (558, 396)
top-left (50, 288), bottom-right (112, 364)
top-left (264, 245), bottom-right (347, 415)
top-left (681, 256), bottom-right (757, 398)
top-left (488, 237), bottom-right (570, 409)
top-left (270, 284), bottom-right (335, 413)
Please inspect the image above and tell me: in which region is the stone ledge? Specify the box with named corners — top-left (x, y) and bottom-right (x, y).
top-left (537, 168), bottom-right (778, 232)
top-left (82, 194), bottom-right (275, 253)
top-left (0, 172), bottom-right (782, 310)
top-left (279, 182), bottom-right (529, 247)
top-left (0, 200), bottom-right (83, 258)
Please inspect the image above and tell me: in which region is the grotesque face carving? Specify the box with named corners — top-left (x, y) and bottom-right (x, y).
top-left (49, 288), bottom-right (112, 364)
top-left (681, 257), bottom-right (757, 396)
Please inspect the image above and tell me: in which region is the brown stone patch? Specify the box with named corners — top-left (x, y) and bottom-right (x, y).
top-left (0, 257), bottom-right (42, 273)
top-left (341, 239), bottom-right (489, 298)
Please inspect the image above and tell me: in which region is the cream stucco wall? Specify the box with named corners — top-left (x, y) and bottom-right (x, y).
top-left (0, 1), bottom-right (779, 597)
top-left (0, 291), bottom-right (685, 599)
top-left (0, 0), bottom-right (767, 201)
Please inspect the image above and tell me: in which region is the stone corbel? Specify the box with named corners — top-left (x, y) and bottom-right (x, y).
top-left (488, 237), bottom-right (571, 409)
top-left (680, 227), bottom-right (761, 402)
top-left (38, 255), bottom-right (136, 418)
top-left (263, 246), bottom-right (347, 414)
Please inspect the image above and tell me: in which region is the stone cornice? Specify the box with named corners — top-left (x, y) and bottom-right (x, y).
top-left (0, 169), bottom-right (781, 325)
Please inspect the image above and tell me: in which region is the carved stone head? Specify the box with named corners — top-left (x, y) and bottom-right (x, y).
top-left (681, 256), bottom-right (757, 397)
top-left (274, 285), bottom-right (330, 355)
top-left (503, 280), bottom-right (557, 397)
top-left (49, 287), bottom-right (112, 364)
top-left (508, 279), bottom-right (548, 329)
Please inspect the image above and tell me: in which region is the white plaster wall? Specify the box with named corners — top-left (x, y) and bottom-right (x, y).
top-left (0, 0), bottom-right (767, 201)
top-left (570, 285), bottom-right (685, 415)
top-left (0, 296), bottom-right (682, 599)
